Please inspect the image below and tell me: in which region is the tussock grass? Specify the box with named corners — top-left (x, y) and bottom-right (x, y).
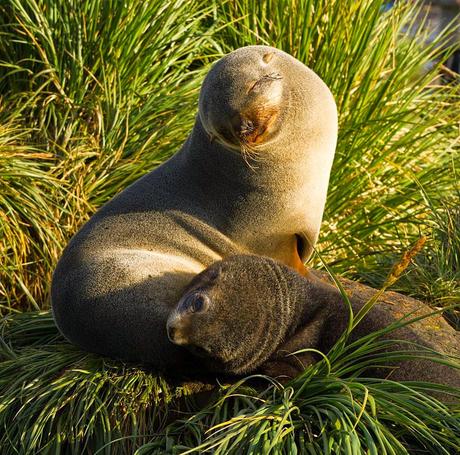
top-left (1, 0), bottom-right (460, 453)
top-left (0, 312), bottom-right (191, 454)
top-left (361, 193), bottom-right (460, 327)
top-left (139, 376), bottom-right (460, 454)
top-left (0, 116), bottom-right (60, 311)
top-left (0, 0), bottom-right (216, 311)
top-left (217, 0), bottom-right (460, 277)
top-left (2, 0), bottom-right (459, 311)
top-left (1, 309), bottom-right (459, 454)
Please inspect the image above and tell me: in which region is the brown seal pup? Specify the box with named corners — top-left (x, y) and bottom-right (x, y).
top-left (167, 255), bottom-right (460, 388)
top-left (51, 46), bottom-right (338, 370)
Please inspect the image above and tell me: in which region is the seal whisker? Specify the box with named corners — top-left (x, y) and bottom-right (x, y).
top-left (240, 142), bottom-right (260, 171)
top-left (240, 138), bottom-right (266, 163)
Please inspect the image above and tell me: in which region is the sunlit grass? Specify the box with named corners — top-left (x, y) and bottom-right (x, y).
top-left (361, 193), bottom-right (460, 327)
top-left (0, 0), bottom-right (216, 311)
top-left (0, 0), bottom-right (459, 453)
top-left (217, 0), bottom-right (460, 278)
top-left (1, 0), bottom-right (459, 311)
top-left (139, 376), bottom-right (460, 454)
top-left (1, 303), bottom-right (458, 453)
top-left (0, 312), bottom-right (190, 454)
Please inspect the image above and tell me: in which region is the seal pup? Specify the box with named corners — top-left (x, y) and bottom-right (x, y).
top-left (167, 255), bottom-right (460, 388)
top-left (51, 46), bottom-right (338, 369)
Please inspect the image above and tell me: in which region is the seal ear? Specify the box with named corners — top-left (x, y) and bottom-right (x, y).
top-left (204, 262), bottom-right (222, 283)
top-left (182, 262), bottom-right (222, 293)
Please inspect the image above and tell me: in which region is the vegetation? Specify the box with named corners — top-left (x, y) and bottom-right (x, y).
top-left (0, 0), bottom-right (216, 311)
top-left (1, 253), bottom-right (459, 454)
top-left (0, 0), bottom-right (459, 453)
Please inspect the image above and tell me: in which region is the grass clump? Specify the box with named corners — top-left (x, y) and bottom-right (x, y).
top-left (217, 0), bottom-right (460, 280)
top-left (0, 116), bottom-right (60, 311)
top-left (361, 193), bottom-right (460, 328)
top-left (139, 376), bottom-right (460, 454)
top-left (0, 0), bottom-right (216, 311)
top-left (1, 0), bottom-right (460, 453)
top-left (1, 310), bottom-right (459, 454)
top-left (0, 0), bottom-right (459, 311)
top-left (0, 312), bottom-right (190, 454)
top-left (0, 244), bottom-right (459, 454)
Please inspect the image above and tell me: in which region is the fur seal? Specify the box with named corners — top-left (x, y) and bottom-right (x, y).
top-left (51, 46), bottom-right (338, 369)
top-left (167, 255), bottom-right (460, 388)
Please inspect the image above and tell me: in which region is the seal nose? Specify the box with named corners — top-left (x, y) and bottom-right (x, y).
top-left (230, 115), bottom-right (255, 138)
top-left (166, 318), bottom-right (188, 345)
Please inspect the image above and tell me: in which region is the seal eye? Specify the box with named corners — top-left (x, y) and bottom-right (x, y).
top-left (181, 293), bottom-right (209, 313)
top-left (191, 296), bottom-right (205, 312)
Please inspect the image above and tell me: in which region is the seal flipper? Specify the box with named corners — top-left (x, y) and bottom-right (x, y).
top-left (272, 234), bottom-right (308, 277)
top-left (259, 330), bottom-right (322, 380)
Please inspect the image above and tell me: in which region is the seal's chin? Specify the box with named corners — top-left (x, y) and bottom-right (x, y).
top-left (185, 340), bottom-right (251, 374)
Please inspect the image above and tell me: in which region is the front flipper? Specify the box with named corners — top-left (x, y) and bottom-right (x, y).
top-left (259, 335), bottom-right (320, 381)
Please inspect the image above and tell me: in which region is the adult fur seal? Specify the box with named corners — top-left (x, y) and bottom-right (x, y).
top-left (51, 46), bottom-right (338, 369)
top-left (167, 255), bottom-right (460, 388)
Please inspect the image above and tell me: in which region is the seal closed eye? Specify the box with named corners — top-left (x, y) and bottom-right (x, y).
top-left (168, 254), bottom-right (460, 392)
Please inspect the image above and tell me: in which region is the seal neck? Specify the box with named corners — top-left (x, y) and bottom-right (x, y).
top-left (278, 265), bottom-right (344, 340)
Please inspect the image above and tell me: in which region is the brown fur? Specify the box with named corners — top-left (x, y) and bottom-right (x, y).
top-left (51, 46), bottom-right (337, 369)
top-left (167, 255), bottom-right (460, 394)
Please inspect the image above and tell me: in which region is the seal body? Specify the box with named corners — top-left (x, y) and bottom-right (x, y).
top-left (51, 46), bottom-right (338, 369)
top-left (167, 255), bottom-right (460, 388)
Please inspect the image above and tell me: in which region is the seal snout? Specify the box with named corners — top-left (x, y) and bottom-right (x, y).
top-left (166, 315), bottom-right (189, 346)
top-left (166, 324), bottom-right (177, 342)
top-left (167, 290), bottom-right (211, 346)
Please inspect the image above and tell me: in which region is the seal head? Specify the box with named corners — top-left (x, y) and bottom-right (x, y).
top-left (198, 45), bottom-right (337, 161)
top-left (166, 255), bottom-right (297, 375)
top-left (199, 52), bottom-right (284, 149)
